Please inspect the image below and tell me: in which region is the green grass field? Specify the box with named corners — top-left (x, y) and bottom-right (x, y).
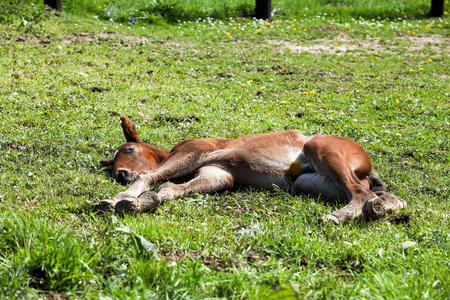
top-left (0, 0), bottom-right (449, 298)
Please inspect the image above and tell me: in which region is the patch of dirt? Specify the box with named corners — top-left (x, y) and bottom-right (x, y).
top-left (108, 110), bottom-right (121, 116)
top-left (267, 35), bottom-right (449, 56)
top-left (4, 143), bottom-right (27, 151)
top-left (14, 32), bottom-right (191, 50)
top-left (146, 115), bottom-right (200, 126)
top-left (310, 26), bottom-right (346, 33)
top-left (217, 72), bottom-right (234, 78)
top-left (315, 260), bottom-right (327, 268)
top-left (246, 252), bottom-right (267, 264)
top-left (16, 30), bottom-right (447, 57)
top-left (387, 213), bottom-right (411, 225)
top-left (70, 32), bottom-right (149, 47)
top-left (299, 257), bottom-right (308, 267)
top-left (267, 38), bottom-right (382, 56)
top-left (29, 266), bottom-right (50, 290)
top-left (160, 249), bottom-right (267, 271)
top-left (40, 294), bottom-right (69, 300)
top-left (15, 32), bottom-right (146, 47)
top-left (89, 86), bottom-right (109, 93)
top-left (225, 204), bottom-right (256, 216)
top-left (408, 36), bottom-right (445, 50)
top-left (288, 256), bottom-right (308, 267)
top-left (160, 249), bottom-right (226, 271)
top-left (160, 249), bottom-right (201, 263)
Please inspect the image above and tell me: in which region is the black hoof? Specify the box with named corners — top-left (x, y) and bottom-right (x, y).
top-left (363, 197), bottom-right (385, 219)
top-left (94, 199), bottom-right (115, 213)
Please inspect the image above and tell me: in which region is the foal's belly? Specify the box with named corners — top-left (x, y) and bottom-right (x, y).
top-left (230, 150), bottom-right (306, 190)
top-left (206, 130), bottom-right (312, 191)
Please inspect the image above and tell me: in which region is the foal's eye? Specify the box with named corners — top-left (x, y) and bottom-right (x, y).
top-left (125, 145), bottom-right (136, 153)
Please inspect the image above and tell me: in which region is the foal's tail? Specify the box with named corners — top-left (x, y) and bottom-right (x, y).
top-left (368, 172), bottom-right (387, 193)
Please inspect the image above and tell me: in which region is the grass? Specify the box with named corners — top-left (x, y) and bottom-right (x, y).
top-left (0, 0), bottom-right (449, 298)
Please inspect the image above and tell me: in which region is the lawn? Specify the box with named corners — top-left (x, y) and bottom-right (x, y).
top-left (0, 0), bottom-right (449, 299)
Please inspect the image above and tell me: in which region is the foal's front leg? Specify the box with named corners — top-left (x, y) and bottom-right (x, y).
top-left (94, 172), bottom-right (155, 213)
top-left (95, 140), bottom-right (219, 212)
top-left (114, 166), bottom-right (235, 215)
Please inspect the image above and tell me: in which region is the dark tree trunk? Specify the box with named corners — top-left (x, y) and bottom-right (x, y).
top-left (429, 0), bottom-right (445, 17)
top-left (255, 0), bottom-right (271, 20)
top-left (44, 0), bottom-right (62, 12)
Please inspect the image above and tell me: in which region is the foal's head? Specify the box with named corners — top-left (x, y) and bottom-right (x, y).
top-left (101, 116), bottom-right (169, 184)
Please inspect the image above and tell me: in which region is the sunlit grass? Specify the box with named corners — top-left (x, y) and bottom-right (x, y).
top-left (0, 0), bottom-right (449, 298)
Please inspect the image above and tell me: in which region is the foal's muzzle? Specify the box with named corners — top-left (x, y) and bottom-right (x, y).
top-left (116, 169), bottom-right (138, 185)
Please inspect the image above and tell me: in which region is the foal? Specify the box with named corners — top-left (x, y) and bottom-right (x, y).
top-left (98, 116), bottom-right (405, 224)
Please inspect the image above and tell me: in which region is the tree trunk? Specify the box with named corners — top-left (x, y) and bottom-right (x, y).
top-left (44, 0), bottom-right (62, 12)
top-left (429, 0), bottom-right (445, 17)
top-left (255, 0), bottom-right (271, 20)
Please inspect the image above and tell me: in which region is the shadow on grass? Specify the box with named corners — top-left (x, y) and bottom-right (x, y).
top-left (286, 2), bottom-right (431, 22)
top-left (349, 7), bottom-right (430, 21)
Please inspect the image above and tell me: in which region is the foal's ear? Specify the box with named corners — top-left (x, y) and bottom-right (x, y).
top-left (101, 158), bottom-right (114, 167)
top-left (121, 116), bottom-right (142, 143)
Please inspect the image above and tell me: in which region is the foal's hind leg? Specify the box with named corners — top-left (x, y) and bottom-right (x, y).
top-left (372, 191), bottom-right (406, 211)
top-left (302, 135), bottom-right (382, 224)
top-left (157, 166), bottom-right (235, 201)
top-left (115, 166), bottom-right (235, 215)
top-left (95, 140), bottom-right (220, 212)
